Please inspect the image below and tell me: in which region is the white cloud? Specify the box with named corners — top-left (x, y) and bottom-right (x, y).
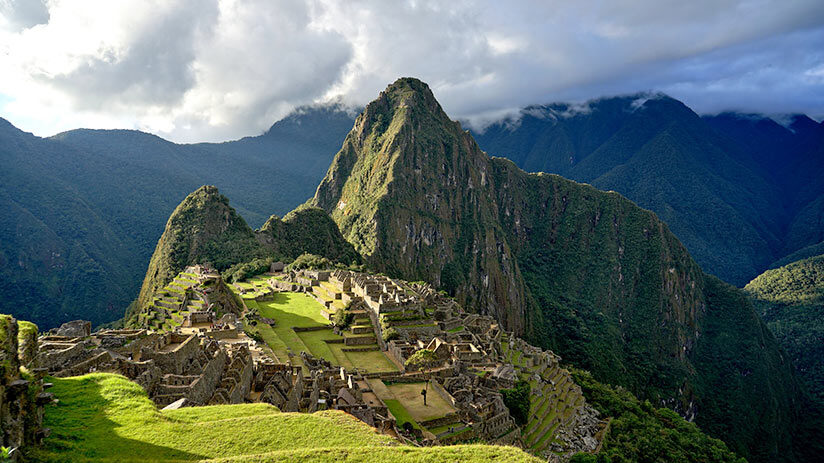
top-left (0, 0), bottom-right (822, 142)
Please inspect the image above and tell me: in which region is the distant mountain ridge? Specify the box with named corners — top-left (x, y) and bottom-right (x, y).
top-left (472, 96), bottom-right (824, 286)
top-left (0, 104), bottom-right (355, 329)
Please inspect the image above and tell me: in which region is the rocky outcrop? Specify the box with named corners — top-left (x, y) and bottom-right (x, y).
top-left (136, 186), bottom-right (266, 311)
top-left (0, 315), bottom-right (48, 456)
top-left (54, 320), bottom-right (91, 338)
top-left (310, 77), bottom-right (528, 333)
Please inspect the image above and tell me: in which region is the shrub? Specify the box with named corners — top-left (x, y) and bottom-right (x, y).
top-left (286, 253), bottom-right (333, 271)
top-left (333, 310), bottom-right (354, 328)
top-left (382, 327), bottom-right (399, 342)
top-left (500, 380), bottom-right (530, 426)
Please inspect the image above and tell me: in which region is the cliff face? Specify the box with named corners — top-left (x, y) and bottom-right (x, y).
top-left (489, 160), bottom-right (704, 400)
top-left (309, 78), bottom-right (819, 462)
top-left (311, 78), bottom-right (528, 331)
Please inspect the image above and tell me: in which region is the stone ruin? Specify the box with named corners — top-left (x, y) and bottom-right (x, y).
top-left (136, 264), bottom-right (242, 332)
top-left (0, 316), bottom-right (52, 458)
top-left (37, 323), bottom-right (255, 408)
top-left (237, 265), bottom-right (605, 456)
top-left (31, 263), bottom-right (605, 461)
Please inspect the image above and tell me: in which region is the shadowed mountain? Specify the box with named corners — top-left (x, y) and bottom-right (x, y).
top-left (472, 97), bottom-right (824, 286)
top-left (0, 105), bottom-right (355, 329)
top-left (308, 78), bottom-right (822, 462)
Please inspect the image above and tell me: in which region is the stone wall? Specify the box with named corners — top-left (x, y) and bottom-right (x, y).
top-left (185, 347), bottom-right (227, 405)
top-left (0, 315), bottom-right (47, 454)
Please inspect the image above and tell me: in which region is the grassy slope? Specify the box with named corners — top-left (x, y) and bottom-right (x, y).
top-left (33, 373), bottom-right (539, 463)
top-left (745, 254), bottom-right (824, 402)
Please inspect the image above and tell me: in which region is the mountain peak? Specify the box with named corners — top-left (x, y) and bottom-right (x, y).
top-left (136, 185), bottom-right (260, 309)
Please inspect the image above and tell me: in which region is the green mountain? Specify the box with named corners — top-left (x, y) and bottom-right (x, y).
top-left (0, 105), bottom-right (355, 330)
top-left (472, 99), bottom-right (824, 286)
top-left (745, 253), bottom-right (824, 403)
top-left (135, 186), bottom-right (357, 317)
top-left (135, 185), bottom-right (266, 310)
top-left (309, 78), bottom-right (821, 462)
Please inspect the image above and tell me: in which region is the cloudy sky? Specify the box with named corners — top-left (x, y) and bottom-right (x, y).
top-left (1, 0), bottom-right (823, 142)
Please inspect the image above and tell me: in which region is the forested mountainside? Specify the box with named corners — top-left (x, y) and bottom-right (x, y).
top-left (746, 253), bottom-right (824, 403)
top-left (307, 78), bottom-right (822, 462)
top-left (472, 97), bottom-right (824, 286)
top-left (0, 105), bottom-right (354, 329)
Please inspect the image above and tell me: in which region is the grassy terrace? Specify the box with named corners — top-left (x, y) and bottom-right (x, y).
top-left (236, 287), bottom-right (397, 373)
top-left (32, 373), bottom-right (540, 462)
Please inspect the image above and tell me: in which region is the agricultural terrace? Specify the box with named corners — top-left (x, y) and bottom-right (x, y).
top-left (232, 282), bottom-right (397, 374)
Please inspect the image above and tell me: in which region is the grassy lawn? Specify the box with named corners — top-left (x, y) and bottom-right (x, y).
top-left (32, 373), bottom-right (540, 462)
top-left (296, 328), bottom-right (344, 365)
top-left (383, 399), bottom-right (420, 430)
top-left (342, 349), bottom-right (399, 373)
top-left (385, 382), bottom-right (456, 422)
top-left (257, 292), bottom-right (330, 326)
top-left (239, 290), bottom-right (397, 373)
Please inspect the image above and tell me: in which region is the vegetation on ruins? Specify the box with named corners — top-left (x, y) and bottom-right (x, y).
top-left (332, 308), bottom-right (354, 328)
top-left (32, 373), bottom-right (540, 462)
top-left (745, 253), bottom-right (824, 403)
top-left (404, 349), bottom-right (439, 405)
top-left (500, 380), bottom-right (530, 426)
top-left (382, 326), bottom-right (399, 342)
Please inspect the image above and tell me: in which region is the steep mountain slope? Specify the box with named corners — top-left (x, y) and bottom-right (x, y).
top-left (473, 98), bottom-right (824, 286)
top-left (310, 79), bottom-right (528, 331)
top-left (0, 105), bottom-right (355, 329)
top-left (135, 186), bottom-right (266, 310)
top-left (309, 78), bottom-right (820, 462)
top-left (703, 113), bottom-right (824, 257)
top-left (745, 253), bottom-right (824, 403)
top-left (135, 186), bottom-right (357, 316)
top-left (0, 119), bottom-right (144, 327)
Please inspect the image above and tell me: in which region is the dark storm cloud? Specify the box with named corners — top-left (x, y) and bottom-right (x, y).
top-left (0, 0), bottom-right (822, 141)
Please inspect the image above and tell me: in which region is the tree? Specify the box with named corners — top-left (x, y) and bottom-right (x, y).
top-left (405, 349), bottom-right (440, 406)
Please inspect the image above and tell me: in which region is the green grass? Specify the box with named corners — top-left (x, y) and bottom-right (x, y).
top-left (32, 374), bottom-right (538, 462)
top-left (384, 382), bottom-right (456, 422)
top-left (383, 399), bottom-right (420, 430)
top-left (237, 289), bottom-right (398, 373)
top-left (342, 348), bottom-right (399, 373)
